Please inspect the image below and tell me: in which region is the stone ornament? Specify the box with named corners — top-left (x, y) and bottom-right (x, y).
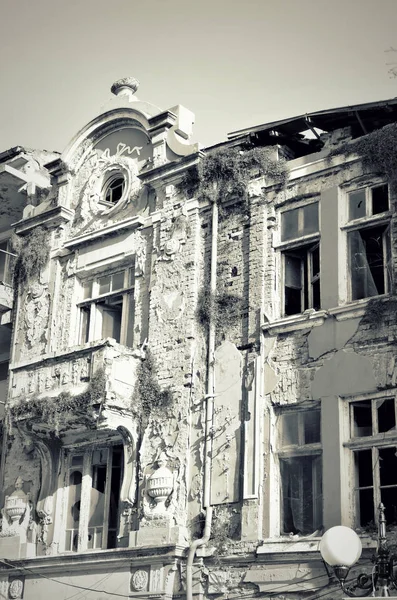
top-left (146, 453), bottom-right (174, 515)
top-left (131, 569), bottom-right (149, 592)
top-left (111, 77), bottom-right (140, 97)
top-left (1, 478), bottom-right (31, 542)
top-left (8, 579), bottom-right (23, 599)
top-left (23, 284), bottom-right (50, 355)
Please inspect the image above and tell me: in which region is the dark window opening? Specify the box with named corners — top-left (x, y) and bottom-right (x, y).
top-left (105, 177), bottom-right (125, 204)
top-left (378, 399), bottom-right (396, 434)
top-left (280, 455), bottom-right (322, 535)
top-left (372, 185), bottom-right (389, 215)
top-left (284, 244), bottom-right (320, 316)
top-left (352, 401), bottom-right (372, 437)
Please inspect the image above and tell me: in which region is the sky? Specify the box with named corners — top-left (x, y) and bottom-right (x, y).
top-left (1, 0), bottom-right (397, 154)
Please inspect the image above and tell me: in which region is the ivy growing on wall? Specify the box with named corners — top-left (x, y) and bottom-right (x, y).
top-left (10, 368), bottom-right (106, 436)
top-left (11, 226), bottom-right (50, 286)
top-left (330, 123), bottom-right (397, 190)
top-left (132, 348), bottom-right (173, 424)
top-left (196, 288), bottom-right (242, 339)
top-left (178, 146), bottom-right (288, 216)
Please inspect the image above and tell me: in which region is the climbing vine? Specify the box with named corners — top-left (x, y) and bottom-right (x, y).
top-left (10, 368), bottom-right (106, 436)
top-left (329, 123), bottom-right (397, 190)
top-left (196, 288), bottom-right (242, 339)
top-left (11, 226), bottom-right (50, 286)
top-left (132, 348), bottom-right (173, 423)
top-left (178, 146), bottom-right (288, 216)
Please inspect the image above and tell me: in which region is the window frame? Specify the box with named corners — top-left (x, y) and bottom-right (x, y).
top-left (77, 267), bottom-right (135, 348)
top-left (341, 183), bottom-right (392, 303)
top-left (273, 402), bottom-right (323, 537)
top-left (100, 172), bottom-right (127, 207)
top-left (61, 443), bottom-right (124, 553)
top-left (277, 200), bottom-right (321, 318)
top-left (344, 390), bottom-right (397, 529)
top-left (282, 242), bottom-right (320, 316)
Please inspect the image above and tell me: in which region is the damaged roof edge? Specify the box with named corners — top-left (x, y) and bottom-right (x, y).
top-left (227, 96), bottom-right (397, 140)
top-left (0, 146), bottom-right (25, 164)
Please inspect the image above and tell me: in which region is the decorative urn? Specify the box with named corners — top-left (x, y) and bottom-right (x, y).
top-left (146, 454), bottom-right (174, 513)
top-left (4, 477), bottom-right (29, 525)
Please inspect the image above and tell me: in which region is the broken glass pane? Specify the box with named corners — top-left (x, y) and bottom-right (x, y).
top-left (358, 488), bottom-right (374, 526)
top-left (352, 401), bottom-right (372, 437)
top-left (349, 226), bottom-right (386, 300)
top-left (355, 449), bottom-right (373, 487)
top-left (377, 399), bottom-right (396, 434)
top-left (372, 185), bottom-right (389, 215)
top-left (280, 455), bottom-right (322, 535)
top-left (304, 411), bottom-right (321, 444)
top-left (349, 190), bottom-right (366, 221)
top-left (355, 450), bottom-right (374, 526)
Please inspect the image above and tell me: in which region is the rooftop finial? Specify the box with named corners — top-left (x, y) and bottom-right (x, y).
top-left (110, 77), bottom-right (140, 100)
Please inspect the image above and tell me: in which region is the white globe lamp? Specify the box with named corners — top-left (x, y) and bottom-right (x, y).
top-left (319, 526), bottom-right (362, 585)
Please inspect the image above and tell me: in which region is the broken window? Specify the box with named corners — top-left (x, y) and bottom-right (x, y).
top-left (348, 224), bottom-right (391, 300)
top-left (346, 185), bottom-right (391, 301)
top-left (78, 268), bottom-right (135, 347)
top-left (278, 407), bottom-right (322, 535)
top-left (348, 396), bottom-right (397, 527)
top-left (348, 184), bottom-right (389, 222)
top-left (64, 445), bottom-right (123, 552)
top-left (284, 244), bottom-right (320, 315)
top-left (280, 202), bottom-right (320, 316)
top-left (102, 175), bottom-right (126, 206)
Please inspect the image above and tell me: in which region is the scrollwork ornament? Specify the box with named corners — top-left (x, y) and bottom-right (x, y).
top-left (9, 579), bottom-right (23, 600)
top-left (131, 569), bottom-right (149, 592)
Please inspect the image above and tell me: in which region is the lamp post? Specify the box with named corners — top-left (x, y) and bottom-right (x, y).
top-left (319, 504), bottom-right (397, 597)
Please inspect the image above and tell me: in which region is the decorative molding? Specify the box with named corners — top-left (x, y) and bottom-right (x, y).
top-left (64, 215), bottom-right (145, 249)
top-left (117, 424), bottom-right (139, 507)
top-left (12, 206), bottom-right (74, 236)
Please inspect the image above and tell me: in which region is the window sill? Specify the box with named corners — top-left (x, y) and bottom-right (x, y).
top-left (328, 295), bottom-right (389, 321)
top-left (262, 296), bottom-right (391, 334)
top-left (256, 537), bottom-right (321, 554)
top-left (262, 310), bottom-right (328, 334)
top-left (256, 534), bottom-right (376, 555)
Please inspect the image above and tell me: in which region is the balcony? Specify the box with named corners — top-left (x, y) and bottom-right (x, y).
top-left (8, 339), bottom-right (143, 437)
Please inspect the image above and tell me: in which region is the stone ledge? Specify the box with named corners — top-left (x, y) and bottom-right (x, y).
top-left (262, 310), bottom-right (328, 334)
top-left (64, 215), bottom-right (145, 248)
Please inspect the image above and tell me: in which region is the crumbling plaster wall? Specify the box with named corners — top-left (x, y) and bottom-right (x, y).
top-left (265, 145), bottom-right (397, 405)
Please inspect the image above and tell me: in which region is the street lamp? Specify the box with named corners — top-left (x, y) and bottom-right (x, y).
top-left (319, 504), bottom-right (397, 597)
